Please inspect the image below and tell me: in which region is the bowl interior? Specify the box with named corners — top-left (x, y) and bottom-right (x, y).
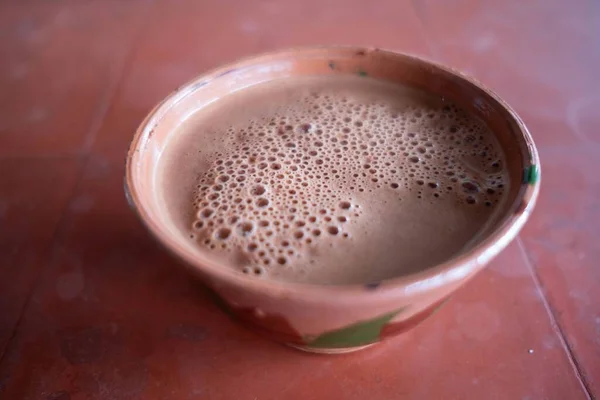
top-left (126, 47), bottom-right (539, 293)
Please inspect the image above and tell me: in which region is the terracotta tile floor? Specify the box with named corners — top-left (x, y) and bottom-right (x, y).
top-left (0, 1), bottom-right (598, 399)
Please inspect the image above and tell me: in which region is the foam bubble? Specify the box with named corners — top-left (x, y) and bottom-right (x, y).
top-left (214, 227), bottom-right (231, 240)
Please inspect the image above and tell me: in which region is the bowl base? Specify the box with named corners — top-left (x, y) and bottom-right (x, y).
top-left (286, 343), bottom-right (376, 354)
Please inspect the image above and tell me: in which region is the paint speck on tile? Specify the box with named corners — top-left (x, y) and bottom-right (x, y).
top-left (455, 303), bottom-right (500, 341)
top-left (566, 95), bottom-right (600, 142)
top-left (45, 391), bottom-right (71, 400)
top-left (27, 107), bottom-right (48, 123)
top-left (14, 19), bottom-right (38, 40)
top-left (59, 326), bottom-right (120, 365)
top-left (261, 1), bottom-right (281, 15)
top-left (166, 323), bottom-right (208, 342)
top-left (240, 19), bottom-right (260, 33)
top-left (56, 270), bottom-right (84, 300)
top-left (448, 329), bottom-right (461, 341)
top-left (53, 9), bottom-right (71, 25)
top-left (0, 201), bottom-right (8, 219)
top-left (472, 33), bottom-right (497, 53)
top-left (542, 334), bottom-right (557, 350)
top-left (568, 289), bottom-right (589, 304)
top-left (69, 194), bottom-right (95, 213)
top-left (87, 156), bottom-right (111, 179)
top-left (9, 64), bottom-right (29, 80)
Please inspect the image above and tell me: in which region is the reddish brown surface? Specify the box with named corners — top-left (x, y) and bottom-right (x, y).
top-left (0, 0), bottom-right (598, 398)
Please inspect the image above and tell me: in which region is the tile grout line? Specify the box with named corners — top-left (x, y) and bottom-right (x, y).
top-left (0, 162), bottom-right (88, 369)
top-left (517, 237), bottom-right (594, 400)
top-left (81, 0), bottom-right (158, 153)
top-left (0, 1), bottom-right (157, 369)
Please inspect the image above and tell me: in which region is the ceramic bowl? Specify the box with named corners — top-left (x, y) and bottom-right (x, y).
top-left (125, 47), bottom-right (540, 353)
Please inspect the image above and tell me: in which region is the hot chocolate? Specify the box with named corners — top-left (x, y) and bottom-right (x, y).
top-left (157, 75), bottom-right (509, 285)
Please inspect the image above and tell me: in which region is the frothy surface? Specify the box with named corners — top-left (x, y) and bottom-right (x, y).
top-left (157, 75), bottom-right (509, 285)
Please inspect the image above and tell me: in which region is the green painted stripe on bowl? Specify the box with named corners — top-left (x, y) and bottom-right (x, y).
top-left (524, 164), bottom-right (539, 185)
top-left (305, 306), bottom-right (408, 349)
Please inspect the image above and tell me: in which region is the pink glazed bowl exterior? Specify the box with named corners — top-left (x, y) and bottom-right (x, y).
top-left (125, 47), bottom-right (540, 353)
